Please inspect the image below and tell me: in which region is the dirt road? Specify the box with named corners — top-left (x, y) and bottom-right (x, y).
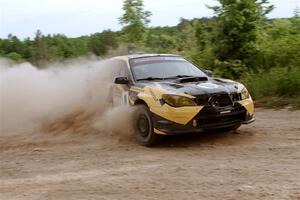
top-left (1, 108), bottom-right (300, 200)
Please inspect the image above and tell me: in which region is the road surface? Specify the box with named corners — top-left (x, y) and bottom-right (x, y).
top-left (1, 108), bottom-right (300, 200)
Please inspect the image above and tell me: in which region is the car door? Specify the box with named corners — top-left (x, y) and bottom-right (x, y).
top-left (112, 60), bottom-right (130, 107)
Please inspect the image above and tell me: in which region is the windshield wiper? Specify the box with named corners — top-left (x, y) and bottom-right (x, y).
top-left (164, 75), bottom-right (197, 79)
top-left (136, 75), bottom-right (207, 82)
top-left (178, 76), bottom-right (208, 83)
top-left (164, 75), bottom-right (208, 83)
top-left (136, 77), bottom-right (165, 81)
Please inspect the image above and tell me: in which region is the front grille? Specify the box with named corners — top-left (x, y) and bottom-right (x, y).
top-left (194, 95), bottom-right (210, 106)
top-left (197, 105), bottom-right (246, 126)
top-left (195, 92), bottom-right (241, 106)
top-left (230, 92), bottom-right (242, 102)
top-left (208, 93), bottom-right (232, 107)
top-left (200, 113), bottom-right (243, 125)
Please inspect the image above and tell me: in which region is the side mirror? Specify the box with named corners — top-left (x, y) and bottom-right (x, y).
top-left (114, 76), bottom-right (129, 84)
top-left (204, 70), bottom-right (213, 77)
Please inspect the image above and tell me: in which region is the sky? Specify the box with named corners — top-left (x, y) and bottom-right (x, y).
top-left (0, 0), bottom-right (299, 39)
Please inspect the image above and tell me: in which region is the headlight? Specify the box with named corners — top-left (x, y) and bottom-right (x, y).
top-left (162, 94), bottom-right (197, 107)
top-left (241, 87), bottom-right (250, 100)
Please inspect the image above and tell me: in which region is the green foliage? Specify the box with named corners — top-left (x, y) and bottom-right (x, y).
top-left (145, 33), bottom-right (176, 53)
top-left (5, 52), bottom-right (23, 61)
top-left (145, 26), bottom-right (177, 53)
top-left (209, 0), bottom-right (274, 78)
top-left (176, 18), bottom-right (195, 52)
top-left (243, 66), bottom-right (300, 98)
top-left (189, 18), bottom-right (216, 68)
top-left (119, 0), bottom-right (151, 43)
top-left (0, 2), bottom-right (300, 108)
top-left (31, 30), bottom-right (49, 67)
top-left (88, 30), bottom-right (118, 56)
top-left (258, 34), bottom-right (300, 70)
top-left (214, 59), bottom-right (248, 79)
top-left (0, 29), bottom-right (119, 67)
top-left (0, 34), bottom-right (25, 57)
top-left (254, 15), bottom-right (300, 71)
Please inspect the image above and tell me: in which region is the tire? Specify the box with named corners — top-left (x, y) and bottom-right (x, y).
top-left (134, 105), bottom-right (161, 146)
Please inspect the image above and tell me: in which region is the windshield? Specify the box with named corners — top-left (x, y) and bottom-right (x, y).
top-left (130, 56), bottom-right (207, 81)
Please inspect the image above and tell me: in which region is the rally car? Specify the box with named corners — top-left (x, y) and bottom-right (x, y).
top-left (108, 54), bottom-right (255, 146)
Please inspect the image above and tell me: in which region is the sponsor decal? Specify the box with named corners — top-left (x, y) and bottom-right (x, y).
top-left (197, 83), bottom-right (219, 89)
top-left (220, 110), bottom-right (231, 114)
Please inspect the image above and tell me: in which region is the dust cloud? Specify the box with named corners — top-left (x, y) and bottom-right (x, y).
top-left (0, 58), bottom-right (133, 138)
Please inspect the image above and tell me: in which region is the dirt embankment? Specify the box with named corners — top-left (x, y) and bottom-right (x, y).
top-left (0, 108), bottom-right (300, 200)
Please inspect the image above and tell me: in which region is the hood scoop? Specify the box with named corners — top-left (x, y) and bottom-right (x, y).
top-left (176, 76), bottom-right (208, 83)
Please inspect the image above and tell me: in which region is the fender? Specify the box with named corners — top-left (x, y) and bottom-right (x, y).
top-left (134, 86), bottom-right (203, 125)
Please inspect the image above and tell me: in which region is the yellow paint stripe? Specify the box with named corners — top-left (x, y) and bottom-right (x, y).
top-left (177, 93), bottom-right (196, 99)
top-left (150, 105), bottom-right (204, 125)
top-left (154, 128), bottom-right (167, 135)
top-left (130, 88), bottom-right (143, 93)
top-left (130, 86), bottom-right (143, 92)
top-left (239, 98), bottom-right (254, 115)
top-left (137, 86), bottom-right (204, 125)
top-left (116, 85), bottom-right (125, 91)
top-left (128, 96), bottom-right (135, 105)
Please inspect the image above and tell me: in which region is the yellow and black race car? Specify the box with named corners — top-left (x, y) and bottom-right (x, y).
top-left (109, 54), bottom-right (255, 146)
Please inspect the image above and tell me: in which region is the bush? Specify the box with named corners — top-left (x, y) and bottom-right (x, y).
top-left (242, 66), bottom-right (300, 99)
top-left (213, 59), bottom-right (247, 80)
top-left (5, 52), bottom-right (23, 62)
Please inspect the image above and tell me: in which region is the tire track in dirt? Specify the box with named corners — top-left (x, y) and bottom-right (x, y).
top-left (0, 108), bottom-right (300, 200)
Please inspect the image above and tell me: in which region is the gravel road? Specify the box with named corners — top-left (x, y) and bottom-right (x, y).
top-left (1, 108), bottom-right (300, 200)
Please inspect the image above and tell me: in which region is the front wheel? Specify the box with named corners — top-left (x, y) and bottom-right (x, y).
top-left (134, 105), bottom-right (161, 146)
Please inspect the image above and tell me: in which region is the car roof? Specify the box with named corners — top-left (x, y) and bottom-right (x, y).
top-left (110, 53), bottom-right (181, 62)
top-left (128, 53), bottom-right (180, 59)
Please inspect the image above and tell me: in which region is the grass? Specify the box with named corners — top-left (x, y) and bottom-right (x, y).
top-left (254, 96), bottom-right (300, 110)
top-left (241, 66), bottom-right (300, 110)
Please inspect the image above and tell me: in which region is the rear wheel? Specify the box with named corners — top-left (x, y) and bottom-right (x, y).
top-left (134, 105), bottom-right (161, 146)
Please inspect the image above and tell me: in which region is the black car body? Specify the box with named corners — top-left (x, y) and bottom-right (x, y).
top-left (109, 54), bottom-right (255, 146)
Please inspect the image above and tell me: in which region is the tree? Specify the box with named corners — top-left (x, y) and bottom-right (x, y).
top-left (6, 52), bottom-right (23, 61)
top-left (88, 30), bottom-right (118, 56)
top-left (119, 0), bottom-right (152, 43)
top-left (22, 38), bottom-right (33, 60)
top-left (291, 7), bottom-right (300, 34)
top-left (190, 18), bottom-right (216, 68)
top-left (144, 26), bottom-right (177, 53)
top-left (32, 30), bottom-right (49, 67)
top-left (0, 34), bottom-right (24, 56)
top-left (209, 0), bottom-right (274, 77)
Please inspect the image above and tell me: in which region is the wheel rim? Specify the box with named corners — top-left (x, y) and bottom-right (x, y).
top-left (137, 114), bottom-right (150, 138)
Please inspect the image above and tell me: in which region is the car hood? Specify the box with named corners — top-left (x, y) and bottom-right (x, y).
top-left (136, 77), bottom-right (242, 96)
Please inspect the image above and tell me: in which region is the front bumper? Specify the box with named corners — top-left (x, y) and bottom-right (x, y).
top-left (152, 103), bottom-right (255, 135)
top-left (242, 117), bottom-right (256, 124)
